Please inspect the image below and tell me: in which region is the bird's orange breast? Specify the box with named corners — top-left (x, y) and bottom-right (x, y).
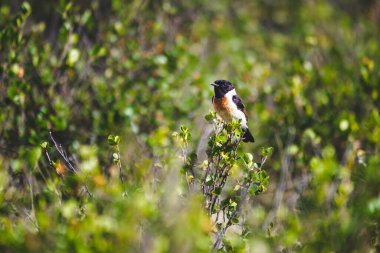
top-left (213, 96), bottom-right (233, 121)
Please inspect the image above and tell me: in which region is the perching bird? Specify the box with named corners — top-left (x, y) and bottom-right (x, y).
top-left (211, 80), bottom-right (255, 142)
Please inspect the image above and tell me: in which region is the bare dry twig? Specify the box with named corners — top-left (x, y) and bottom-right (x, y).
top-left (47, 130), bottom-right (93, 198)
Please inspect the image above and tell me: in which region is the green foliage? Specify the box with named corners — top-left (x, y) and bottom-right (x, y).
top-left (1, 0), bottom-right (380, 252)
top-left (107, 134), bottom-right (121, 146)
top-left (175, 118), bottom-right (271, 250)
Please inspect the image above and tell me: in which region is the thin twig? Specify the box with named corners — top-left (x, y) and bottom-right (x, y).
top-left (44, 149), bottom-right (54, 167)
top-left (182, 142), bottom-right (192, 192)
top-left (49, 131), bottom-right (76, 172)
top-left (116, 145), bottom-right (125, 183)
top-left (23, 209), bottom-right (39, 231)
top-left (27, 174), bottom-right (35, 215)
top-left (48, 130), bottom-right (93, 198)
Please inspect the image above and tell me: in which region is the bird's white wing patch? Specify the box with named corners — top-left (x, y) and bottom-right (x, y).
top-left (225, 89), bottom-right (248, 128)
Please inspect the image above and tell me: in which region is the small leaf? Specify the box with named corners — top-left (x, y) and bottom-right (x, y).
top-left (21, 2), bottom-right (31, 16)
top-left (229, 201), bottom-right (237, 208)
top-left (221, 198), bottom-right (230, 208)
top-left (107, 135), bottom-right (115, 145)
top-left (107, 134), bottom-right (121, 145)
top-left (112, 152), bottom-right (120, 163)
top-left (67, 48), bottom-right (80, 66)
top-left (231, 217), bottom-right (239, 224)
top-left (204, 111), bottom-right (216, 121)
top-left (64, 2), bottom-right (73, 13)
top-left (242, 153), bottom-right (253, 167)
top-left (187, 174), bottom-right (194, 183)
top-left (258, 185), bottom-right (267, 193)
top-left (253, 162), bottom-right (261, 169)
top-left (211, 187), bottom-right (222, 196)
top-left (179, 125), bottom-right (191, 142)
top-left (250, 171), bottom-right (260, 182)
top-left (249, 184), bottom-right (259, 196)
top-left (261, 147), bottom-right (274, 157)
top-left (40, 141), bottom-right (48, 149)
top-left (205, 175), bottom-right (214, 186)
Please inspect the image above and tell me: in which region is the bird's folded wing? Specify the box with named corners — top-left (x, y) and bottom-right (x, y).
top-left (232, 95), bottom-right (248, 120)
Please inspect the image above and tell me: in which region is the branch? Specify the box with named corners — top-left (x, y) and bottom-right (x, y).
top-left (48, 130), bottom-right (93, 198)
top-left (213, 154), bottom-right (269, 251)
top-left (116, 145), bottom-right (125, 184)
top-left (49, 130), bottom-right (77, 172)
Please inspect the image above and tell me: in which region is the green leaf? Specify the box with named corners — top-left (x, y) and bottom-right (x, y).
top-left (258, 170), bottom-right (269, 185)
top-left (242, 153), bottom-right (253, 167)
top-left (205, 175), bottom-right (214, 186)
top-left (40, 141), bottom-right (48, 149)
top-left (249, 184), bottom-right (259, 196)
top-left (258, 185), bottom-right (267, 193)
top-left (253, 162), bottom-right (261, 169)
top-left (179, 125), bottom-right (191, 142)
top-left (261, 147), bottom-right (274, 157)
top-left (108, 134), bottom-right (121, 145)
top-left (211, 187), bottom-right (222, 196)
top-left (250, 171), bottom-right (260, 182)
top-left (231, 217), bottom-right (239, 224)
top-left (67, 48), bottom-right (80, 66)
top-left (204, 111), bottom-right (216, 121)
top-left (229, 201), bottom-right (237, 208)
top-left (221, 198), bottom-right (230, 208)
top-left (112, 152), bottom-right (119, 163)
top-left (21, 2), bottom-right (31, 16)
top-left (64, 2), bottom-right (73, 13)
top-left (233, 184), bottom-right (240, 191)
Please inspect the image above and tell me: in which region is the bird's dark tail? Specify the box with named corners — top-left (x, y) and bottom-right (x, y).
top-left (242, 128), bottom-right (255, 143)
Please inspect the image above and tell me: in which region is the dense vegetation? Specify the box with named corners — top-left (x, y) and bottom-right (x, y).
top-left (1, 0), bottom-right (380, 252)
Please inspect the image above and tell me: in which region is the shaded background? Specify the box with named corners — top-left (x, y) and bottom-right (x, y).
top-left (1, 0), bottom-right (380, 252)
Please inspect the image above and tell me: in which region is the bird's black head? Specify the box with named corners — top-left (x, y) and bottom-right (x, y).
top-left (210, 80), bottom-right (235, 98)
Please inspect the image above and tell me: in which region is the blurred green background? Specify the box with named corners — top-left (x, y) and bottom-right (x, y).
top-left (1, 0), bottom-right (380, 252)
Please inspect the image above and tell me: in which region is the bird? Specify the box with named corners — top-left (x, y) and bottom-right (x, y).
top-left (210, 80), bottom-right (255, 142)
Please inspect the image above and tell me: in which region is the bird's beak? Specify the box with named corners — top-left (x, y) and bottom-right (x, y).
top-left (210, 83), bottom-right (219, 87)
